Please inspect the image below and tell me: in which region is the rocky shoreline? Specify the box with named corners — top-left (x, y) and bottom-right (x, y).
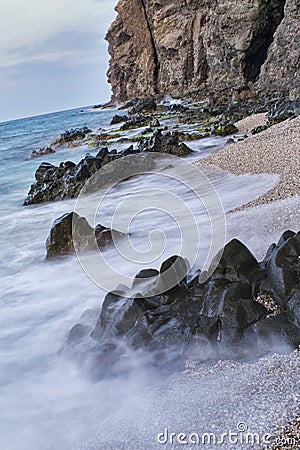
top-left (64, 229), bottom-right (300, 380)
top-left (24, 96), bottom-right (299, 206)
top-left (23, 97), bottom-right (299, 371)
top-left (21, 92), bottom-right (300, 447)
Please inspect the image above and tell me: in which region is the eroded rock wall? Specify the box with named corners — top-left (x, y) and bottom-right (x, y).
top-left (258, 0), bottom-right (300, 95)
top-left (106, 0), bottom-right (299, 101)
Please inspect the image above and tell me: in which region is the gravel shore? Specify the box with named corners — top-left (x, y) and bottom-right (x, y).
top-left (235, 112), bottom-right (268, 134)
top-left (87, 351), bottom-right (300, 450)
top-left (199, 116), bottom-right (300, 208)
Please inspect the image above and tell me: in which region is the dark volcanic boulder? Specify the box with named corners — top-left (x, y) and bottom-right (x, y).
top-left (81, 248), bottom-right (268, 371)
top-left (46, 212), bottom-right (92, 258)
top-left (110, 114), bottom-right (128, 125)
top-left (24, 149), bottom-right (154, 205)
top-left (24, 127), bottom-right (194, 206)
top-left (46, 212), bottom-right (123, 259)
top-left (254, 312), bottom-right (300, 350)
top-left (129, 97), bottom-right (156, 115)
top-left (66, 232), bottom-right (300, 377)
top-left (120, 115), bottom-right (150, 130)
top-left (209, 239), bottom-right (262, 284)
top-left (286, 290), bottom-right (300, 328)
top-left (260, 230), bottom-right (300, 305)
top-left (52, 127), bottom-right (92, 146)
top-left (34, 162), bottom-right (57, 183)
top-left (138, 130), bottom-right (192, 156)
top-left (132, 268), bottom-right (159, 288)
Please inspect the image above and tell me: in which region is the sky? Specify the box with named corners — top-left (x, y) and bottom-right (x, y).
top-left (0, 0), bottom-right (117, 122)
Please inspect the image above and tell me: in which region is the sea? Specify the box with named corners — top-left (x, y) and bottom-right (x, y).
top-left (0, 106), bottom-right (299, 449)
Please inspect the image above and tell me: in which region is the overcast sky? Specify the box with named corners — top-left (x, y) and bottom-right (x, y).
top-left (0, 0), bottom-right (117, 122)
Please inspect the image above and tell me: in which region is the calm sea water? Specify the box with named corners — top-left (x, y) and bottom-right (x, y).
top-left (0, 106), bottom-right (298, 449)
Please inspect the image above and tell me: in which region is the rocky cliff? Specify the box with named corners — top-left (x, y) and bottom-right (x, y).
top-left (106, 0), bottom-right (300, 102)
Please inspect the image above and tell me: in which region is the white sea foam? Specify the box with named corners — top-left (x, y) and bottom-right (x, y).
top-left (0, 110), bottom-right (299, 449)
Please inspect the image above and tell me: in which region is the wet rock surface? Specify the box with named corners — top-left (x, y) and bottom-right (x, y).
top-left (120, 115), bottom-right (151, 130)
top-left (52, 127), bottom-right (92, 147)
top-left (268, 98), bottom-right (300, 122)
top-left (137, 130), bottom-right (193, 157)
top-left (24, 150), bottom-right (152, 205)
top-left (27, 147), bottom-right (56, 160)
top-left (46, 212), bottom-right (124, 259)
top-left (110, 114), bottom-right (128, 125)
top-left (66, 230), bottom-right (300, 377)
top-left (24, 131), bottom-right (192, 205)
top-left (129, 97), bottom-right (157, 115)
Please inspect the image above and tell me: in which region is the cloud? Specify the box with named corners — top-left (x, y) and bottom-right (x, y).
top-left (0, 0), bottom-right (117, 120)
top-left (1, 29), bottom-right (109, 69)
top-left (0, 0), bottom-right (117, 68)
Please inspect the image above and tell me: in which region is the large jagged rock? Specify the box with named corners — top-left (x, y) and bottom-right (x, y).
top-left (24, 130), bottom-right (192, 205)
top-left (66, 231), bottom-right (300, 377)
top-left (260, 230), bottom-right (300, 306)
top-left (129, 97), bottom-right (157, 115)
top-left (138, 130), bottom-right (193, 156)
top-left (23, 148), bottom-right (153, 205)
top-left (110, 114), bottom-right (128, 125)
top-left (46, 212), bottom-right (92, 259)
top-left (46, 212), bottom-right (124, 259)
top-left (52, 127), bottom-right (92, 147)
top-left (106, 0), bottom-right (299, 101)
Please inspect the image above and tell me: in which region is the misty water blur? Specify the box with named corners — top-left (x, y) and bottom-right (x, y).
top-left (0, 107), bottom-right (299, 449)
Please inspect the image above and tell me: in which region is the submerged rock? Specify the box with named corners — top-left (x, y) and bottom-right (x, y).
top-left (27, 147), bottom-right (56, 160)
top-left (66, 231), bottom-right (300, 377)
top-left (46, 211), bottom-right (124, 259)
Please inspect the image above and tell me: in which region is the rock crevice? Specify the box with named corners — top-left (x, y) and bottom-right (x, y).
top-left (106, 0), bottom-right (299, 101)
top-left (242, 0), bottom-right (287, 83)
top-left (139, 0), bottom-right (160, 93)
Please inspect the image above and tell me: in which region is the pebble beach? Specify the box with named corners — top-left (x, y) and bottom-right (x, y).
top-left (199, 115), bottom-right (300, 208)
top-left (195, 114), bottom-right (300, 448)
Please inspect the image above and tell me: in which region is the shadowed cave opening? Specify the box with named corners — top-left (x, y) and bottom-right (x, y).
top-left (243, 0), bottom-right (286, 82)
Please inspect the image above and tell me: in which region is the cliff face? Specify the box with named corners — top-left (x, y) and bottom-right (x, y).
top-left (106, 0), bottom-right (300, 102)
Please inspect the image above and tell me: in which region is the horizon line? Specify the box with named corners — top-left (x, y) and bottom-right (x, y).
top-left (0, 101), bottom-right (109, 125)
